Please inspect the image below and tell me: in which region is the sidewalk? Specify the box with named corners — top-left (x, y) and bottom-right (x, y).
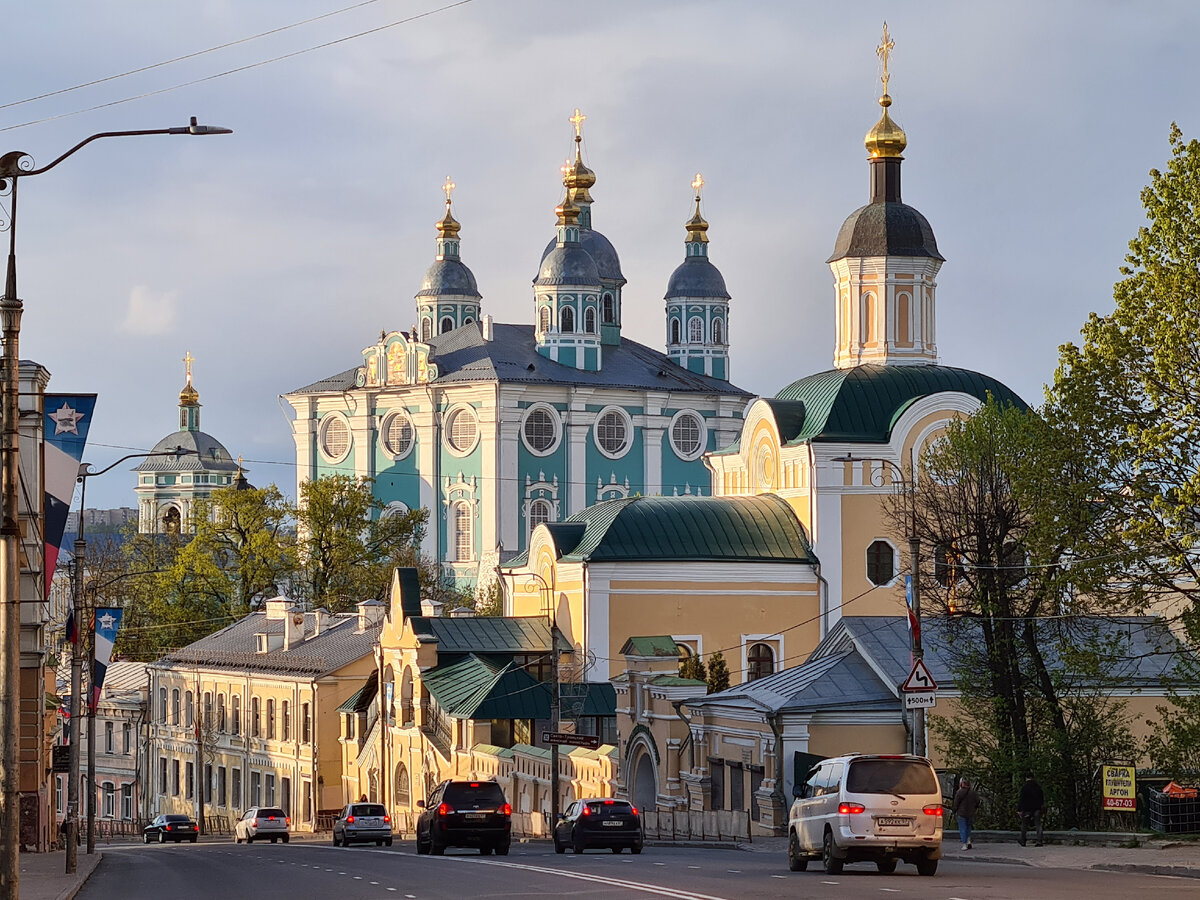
top-left (735, 831), bottom-right (1200, 878)
top-left (18, 850), bottom-right (103, 900)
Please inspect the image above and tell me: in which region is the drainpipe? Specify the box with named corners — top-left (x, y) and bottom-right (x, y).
top-left (767, 711), bottom-right (787, 830)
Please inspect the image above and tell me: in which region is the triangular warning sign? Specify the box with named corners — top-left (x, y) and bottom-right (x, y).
top-left (902, 659), bottom-right (937, 692)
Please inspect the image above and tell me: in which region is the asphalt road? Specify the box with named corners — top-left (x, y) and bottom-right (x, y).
top-left (80, 840), bottom-right (1200, 900)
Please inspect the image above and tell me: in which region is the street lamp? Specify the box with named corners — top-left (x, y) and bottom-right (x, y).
top-left (835, 453), bottom-right (928, 758)
top-left (69, 447), bottom-right (197, 870)
top-left (0, 118), bottom-right (228, 887)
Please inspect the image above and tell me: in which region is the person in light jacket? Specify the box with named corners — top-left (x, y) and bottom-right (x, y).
top-left (951, 777), bottom-right (981, 850)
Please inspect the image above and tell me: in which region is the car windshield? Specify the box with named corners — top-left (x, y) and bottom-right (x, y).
top-left (443, 782), bottom-right (505, 805)
top-left (846, 759), bottom-right (938, 795)
top-left (351, 805), bottom-right (387, 817)
top-left (164, 815), bottom-right (192, 823)
top-left (258, 808), bottom-right (286, 818)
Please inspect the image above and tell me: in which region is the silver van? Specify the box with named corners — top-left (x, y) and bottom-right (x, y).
top-left (787, 754), bottom-right (943, 876)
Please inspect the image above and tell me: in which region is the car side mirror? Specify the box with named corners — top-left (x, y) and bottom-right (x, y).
top-left (416, 800), bottom-right (426, 809)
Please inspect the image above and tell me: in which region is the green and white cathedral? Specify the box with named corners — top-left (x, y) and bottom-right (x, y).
top-left (284, 118), bottom-right (751, 583)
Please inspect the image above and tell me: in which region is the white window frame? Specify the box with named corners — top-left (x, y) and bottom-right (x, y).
top-left (520, 404), bottom-right (562, 457)
top-left (688, 315), bottom-right (705, 344)
top-left (452, 500), bottom-right (474, 562)
top-left (668, 409), bottom-right (708, 461)
top-left (380, 409), bottom-right (416, 460)
top-left (527, 498), bottom-right (555, 541)
top-left (440, 316), bottom-right (454, 334)
top-left (866, 537), bottom-right (900, 587)
top-left (592, 406), bottom-right (633, 460)
top-left (712, 316), bottom-right (725, 345)
top-left (318, 412), bottom-right (353, 464)
top-left (443, 405), bottom-right (480, 457)
top-left (740, 634), bottom-right (784, 685)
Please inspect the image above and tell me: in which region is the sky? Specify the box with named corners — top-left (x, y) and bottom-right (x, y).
top-left (3, 0), bottom-right (1196, 509)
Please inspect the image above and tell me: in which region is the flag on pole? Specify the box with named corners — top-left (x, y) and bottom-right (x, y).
top-left (905, 575), bottom-right (921, 662)
top-left (65, 609), bottom-right (79, 645)
top-left (90, 607), bottom-right (123, 712)
top-left (43, 394), bottom-right (98, 597)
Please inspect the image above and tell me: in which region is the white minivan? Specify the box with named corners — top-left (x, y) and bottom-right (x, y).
top-left (787, 754), bottom-right (943, 876)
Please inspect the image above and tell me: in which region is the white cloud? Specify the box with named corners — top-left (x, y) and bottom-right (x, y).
top-left (119, 286), bottom-right (179, 336)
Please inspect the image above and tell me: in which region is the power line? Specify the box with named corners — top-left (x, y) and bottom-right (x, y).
top-left (0, 0), bottom-right (479, 133)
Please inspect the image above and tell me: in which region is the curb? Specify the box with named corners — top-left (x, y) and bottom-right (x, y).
top-left (54, 852), bottom-right (103, 900)
top-left (648, 841), bottom-right (740, 851)
top-left (1092, 863), bottom-right (1200, 880)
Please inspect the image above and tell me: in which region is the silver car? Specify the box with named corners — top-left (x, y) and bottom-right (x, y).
top-left (234, 806), bottom-right (291, 844)
top-left (332, 802), bottom-right (394, 847)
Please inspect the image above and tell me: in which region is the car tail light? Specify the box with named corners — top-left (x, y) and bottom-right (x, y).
top-left (166, 824), bottom-right (173, 831)
top-left (922, 805), bottom-right (944, 816)
top-left (631, 806), bottom-right (639, 816)
top-left (383, 815), bottom-right (391, 823)
top-left (470, 782), bottom-right (480, 787)
top-left (267, 816), bottom-right (276, 821)
top-left (251, 818), bottom-right (258, 827)
top-left (500, 803), bottom-right (511, 816)
top-left (838, 803), bottom-right (866, 814)
top-left (437, 802), bottom-right (453, 816)
top-left (604, 799), bottom-right (614, 805)
top-left (285, 817), bottom-right (290, 826)
top-left (582, 806), bottom-right (591, 816)
top-left (346, 815), bottom-right (355, 824)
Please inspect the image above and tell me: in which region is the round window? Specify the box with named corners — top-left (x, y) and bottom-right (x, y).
top-left (595, 409), bottom-right (630, 457)
top-left (523, 407), bottom-right (558, 454)
top-left (383, 412), bottom-right (415, 458)
top-left (321, 416), bottom-right (351, 462)
top-left (445, 408), bottom-right (478, 453)
top-left (670, 412), bottom-right (704, 460)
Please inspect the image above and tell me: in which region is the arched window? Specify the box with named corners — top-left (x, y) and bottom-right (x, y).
top-left (420, 317), bottom-right (432, 341)
top-left (897, 293), bottom-right (911, 343)
top-left (440, 316), bottom-right (454, 334)
top-left (401, 668), bottom-right (414, 726)
top-left (539, 305), bottom-right (551, 333)
top-left (162, 506), bottom-right (181, 535)
top-left (266, 698), bottom-right (276, 739)
top-left (395, 763), bottom-right (410, 806)
top-left (251, 697), bottom-right (261, 737)
top-left (282, 700), bottom-right (290, 740)
top-left (688, 316), bottom-right (704, 343)
top-left (528, 499), bottom-right (553, 537)
top-left (602, 294), bottom-right (615, 324)
top-left (463, 316), bottom-right (474, 325)
top-left (866, 540), bottom-right (896, 586)
top-left (159, 688), bottom-right (168, 723)
top-left (670, 318), bottom-right (681, 345)
top-left (865, 292), bottom-right (877, 343)
top-left (217, 694), bottom-right (226, 732)
top-left (712, 317), bottom-right (725, 345)
top-left (584, 307), bottom-right (596, 333)
top-left (453, 502), bottom-right (473, 562)
top-left (747, 643), bottom-right (775, 682)
top-left (560, 306), bottom-right (575, 333)
top-left (231, 695), bottom-right (241, 735)
top-left (101, 782), bottom-right (115, 818)
top-left (171, 689), bottom-right (180, 725)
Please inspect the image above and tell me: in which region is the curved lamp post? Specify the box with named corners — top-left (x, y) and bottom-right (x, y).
top-left (835, 453), bottom-right (927, 758)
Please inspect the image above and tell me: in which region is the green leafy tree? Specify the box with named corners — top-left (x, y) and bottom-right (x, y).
top-left (474, 578), bottom-right (504, 617)
top-left (706, 651), bottom-right (730, 693)
top-left (296, 475), bottom-right (427, 610)
top-left (679, 652), bottom-right (707, 682)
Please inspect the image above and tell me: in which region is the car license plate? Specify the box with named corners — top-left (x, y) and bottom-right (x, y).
top-left (465, 812), bottom-right (487, 821)
top-left (602, 820), bottom-right (624, 827)
top-left (876, 817), bottom-right (911, 827)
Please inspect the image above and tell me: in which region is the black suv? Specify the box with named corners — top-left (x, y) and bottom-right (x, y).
top-left (416, 780), bottom-right (511, 855)
top-left (554, 798), bottom-right (643, 854)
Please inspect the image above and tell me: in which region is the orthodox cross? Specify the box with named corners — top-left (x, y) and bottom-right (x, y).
top-left (877, 22), bottom-right (895, 96)
top-left (692, 172), bottom-right (705, 199)
top-left (569, 108), bottom-right (587, 140)
top-left (183, 350), bottom-right (194, 382)
top-left (442, 175), bottom-right (455, 205)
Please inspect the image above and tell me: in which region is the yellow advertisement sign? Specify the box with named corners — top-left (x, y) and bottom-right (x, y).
top-left (1102, 765), bottom-right (1137, 810)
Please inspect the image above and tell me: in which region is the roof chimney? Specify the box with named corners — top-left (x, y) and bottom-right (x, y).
top-left (481, 314), bottom-right (494, 342)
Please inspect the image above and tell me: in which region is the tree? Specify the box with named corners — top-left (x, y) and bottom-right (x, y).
top-left (706, 651), bottom-right (730, 693)
top-left (1047, 124), bottom-right (1200, 635)
top-left (898, 397), bottom-right (1137, 828)
top-left (679, 652), bottom-right (707, 682)
top-left (296, 475), bottom-right (427, 611)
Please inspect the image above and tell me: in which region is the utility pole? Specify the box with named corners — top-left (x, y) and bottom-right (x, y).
top-left (909, 530), bottom-right (926, 758)
top-left (549, 584), bottom-right (561, 828)
top-left (66, 536), bottom-right (85, 872)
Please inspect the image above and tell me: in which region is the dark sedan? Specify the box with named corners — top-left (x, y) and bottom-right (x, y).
top-left (143, 813), bottom-right (199, 843)
top-left (554, 798), bottom-right (642, 854)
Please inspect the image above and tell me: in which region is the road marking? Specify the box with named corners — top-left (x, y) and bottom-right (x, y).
top-left (726, 870), bottom-right (740, 873)
top-left (821, 881), bottom-right (839, 885)
top-left (688, 866), bottom-right (701, 869)
top-left (880, 890), bottom-right (901, 893)
top-left (771, 875), bottom-right (787, 879)
top-left (439, 857), bottom-right (734, 900)
top-left (370, 881), bottom-right (380, 885)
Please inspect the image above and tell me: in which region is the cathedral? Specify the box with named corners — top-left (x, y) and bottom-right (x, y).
top-left (284, 114), bottom-right (751, 583)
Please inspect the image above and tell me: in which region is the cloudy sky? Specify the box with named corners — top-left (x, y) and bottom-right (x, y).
top-left (4, 0), bottom-right (1196, 508)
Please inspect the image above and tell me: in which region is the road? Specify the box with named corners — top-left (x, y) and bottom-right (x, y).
top-left (80, 840), bottom-right (1200, 900)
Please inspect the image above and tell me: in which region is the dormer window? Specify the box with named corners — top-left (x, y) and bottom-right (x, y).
top-left (256, 633), bottom-right (269, 654)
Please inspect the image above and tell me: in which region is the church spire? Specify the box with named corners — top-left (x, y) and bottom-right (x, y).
top-left (179, 350), bottom-right (201, 432)
top-left (864, 22), bottom-right (908, 202)
top-left (416, 175), bottom-right (482, 340)
top-left (563, 108), bottom-right (596, 224)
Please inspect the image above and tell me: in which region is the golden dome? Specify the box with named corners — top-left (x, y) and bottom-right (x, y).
top-left (865, 93), bottom-right (907, 158)
top-left (563, 138), bottom-right (596, 204)
top-left (436, 202), bottom-right (461, 239)
top-left (685, 197), bottom-right (709, 244)
top-left (179, 380), bottom-right (199, 405)
top-left (555, 189), bottom-right (580, 226)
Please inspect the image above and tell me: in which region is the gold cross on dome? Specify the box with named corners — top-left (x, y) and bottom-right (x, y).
top-left (877, 21), bottom-right (895, 95)
top-left (692, 172), bottom-right (705, 196)
top-left (560, 158), bottom-right (573, 177)
top-left (183, 350), bottom-right (194, 382)
top-left (442, 175), bottom-right (455, 204)
top-left (569, 108), bottom-right (587, 140)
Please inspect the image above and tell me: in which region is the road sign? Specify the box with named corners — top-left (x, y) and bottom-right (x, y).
top-left (902, 659), bottom-right (937, 692)
top-left (905, 691), bottom-right (937, 710)
top-left (1101, 765), bottom-right (1137, 810)
top-left (542, 731), bottom-right (600, 749)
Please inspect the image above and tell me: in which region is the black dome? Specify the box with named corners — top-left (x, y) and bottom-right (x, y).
top-left (541, 228), bottom-right (625, 284)
top-left (664, 257), bottom-right (730, 300)
top-left (415, 259), bottom-right (482, 299)
top-left (827, 201), bottom-right (943, 263)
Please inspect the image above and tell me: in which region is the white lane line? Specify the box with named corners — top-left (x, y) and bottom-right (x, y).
top-left (726, 870), bottom-right (740, 874)
top-left (439, 857), bottom-right (733, 900)
top-left (688, 866), bottom-right (701, 869)
top-left (880, 890), bottom-right (901, 893)
top-left (771, 875), bottom-right (787, 879)
top-left (370, 881), bottom-right (380, 885)
top-left (821, 881), bottom-right (839, 885)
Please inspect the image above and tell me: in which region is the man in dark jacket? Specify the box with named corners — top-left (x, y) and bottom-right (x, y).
top-left (1017, 773), bottom-right (1045, 846)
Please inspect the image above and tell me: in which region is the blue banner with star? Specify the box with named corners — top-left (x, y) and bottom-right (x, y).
top-left (44, 394), bottom-right (98, 598)
top-left (90, 607), bottom-right (123, 712)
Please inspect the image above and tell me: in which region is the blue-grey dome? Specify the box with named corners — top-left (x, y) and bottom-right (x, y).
top-left (136, 430), bottom-right (238, 473)
top-left (535, 244), bottom-right (600, 286)
top-left (415, 258), bottom-right (482, 299)
top-left (827, 201), bottom-right (943, 263)
top-left (664, 257), bottom-right (731, 300)
top-left (541, 228), bottom-right (624, 284)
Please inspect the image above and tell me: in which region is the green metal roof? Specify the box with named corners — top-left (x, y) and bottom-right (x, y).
top-left (621, 635), bottom-right (682, 658)
top-left (560, 681), bottom-right (617, 717)
top-left (336, 670), bottom-right (377, 713)
top-left (771, 364), bottom-right (1027, 444)
top-left (648, 674), bottom-right (708, 688)
top-left (548, 494), bottom-right (816, 564)
top-left (409, 616), bottom-right (556, 654)
top-left (421, 654), bottom-right (551, 720)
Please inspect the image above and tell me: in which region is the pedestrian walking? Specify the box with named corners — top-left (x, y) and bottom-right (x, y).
top-left (1017, 772), bottom-right (1045, 846)
top-left (952, 776), bottom-right (980, 850)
